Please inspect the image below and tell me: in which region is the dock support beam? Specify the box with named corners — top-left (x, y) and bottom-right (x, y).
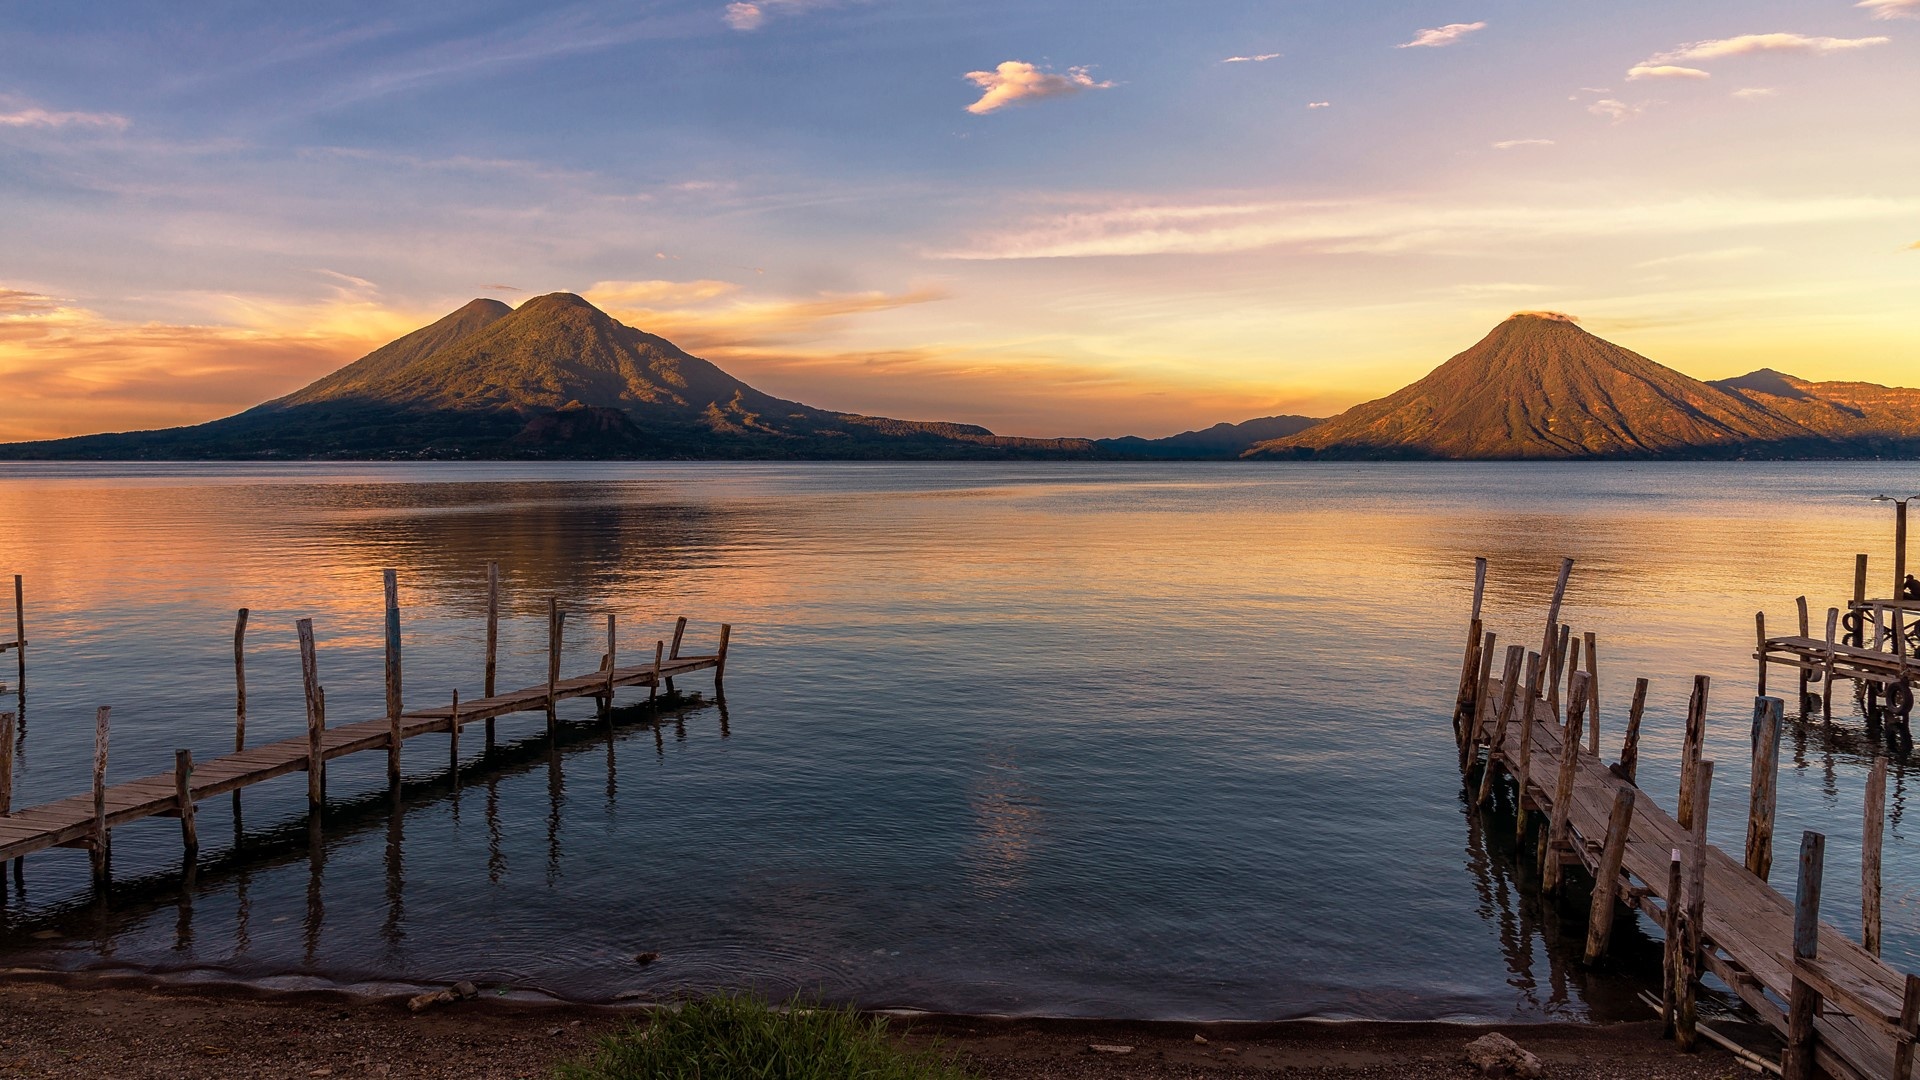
top-left (1475, 645), bottom-right (1525, 807)
top-left (1865, 754), bottom-right (1887, 956)
top-left (1583, 785), bottom-right (1636, 964)
top-left (174, 749), bottom-right (197, 867)
top-left (666, 616), bottom-right (687, 694)
top-left (1514, 651), bottom-right (1542, 844)
top-left (384, 569), bottom-right (403, 786)
top-left (11, 574), bottom-right (23, 694)
top-left (715, 624), bottom-right (732, 699)
top-left (1746, 696), bottom-right (1782, 881)
top-left (484, 563), bottom-right (499, 748)
top-left (1677, 676), bottom-right (1709, 831)
top-left (1618, 678), bottom-right (1648, 785)
top-left (1677, 759), bottom-right (1714, 1052)
top-left (297, 619), bottom-right (325, 813)
top-left (1583, 632), bottom-right (1600, 754)
top-left (1784, 830), bottom-right (1825, 1080)
top-left (0, 710), bottom-right (13, 816)
top-left (1543, 671), bottom-right (1589, 894)
top-left (90, 706), bottom-right (110, 892)
top-left (546, 597), bottom-right (562, 734)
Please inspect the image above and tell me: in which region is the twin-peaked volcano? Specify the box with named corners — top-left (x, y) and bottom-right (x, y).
top-left (2, 293), bottom-right (1099, 459)
top-left (1247, 313), bottom-right (1920, 459)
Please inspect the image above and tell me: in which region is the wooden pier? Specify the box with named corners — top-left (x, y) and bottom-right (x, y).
top-left (0, 565), bottom-right (730, 892)
top-left (1457, 557), bottom-right (1918, 1080)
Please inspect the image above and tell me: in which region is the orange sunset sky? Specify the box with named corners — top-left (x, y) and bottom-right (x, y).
top-left (2, 1), bottom-right (1917, 442)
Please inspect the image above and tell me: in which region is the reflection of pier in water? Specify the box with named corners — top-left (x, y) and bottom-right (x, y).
top-left (3, 690), bottom-right (729, 959)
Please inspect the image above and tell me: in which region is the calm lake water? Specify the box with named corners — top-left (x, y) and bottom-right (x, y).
top-left (0, 461), bottom-right (1914, 1022)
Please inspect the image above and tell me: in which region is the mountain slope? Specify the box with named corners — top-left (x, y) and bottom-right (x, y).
top-left (0, 293), bottom-right (1101, 461)
top-left (1097, 415), bottom-right (1321, 459)
top-left (1244, 313), bottom-right (1916, 460)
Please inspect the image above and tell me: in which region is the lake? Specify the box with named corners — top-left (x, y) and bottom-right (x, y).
top-left (0, 460), bottom-right (1913, 1022)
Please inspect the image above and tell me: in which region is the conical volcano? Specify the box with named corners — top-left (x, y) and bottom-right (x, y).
top-left (0, 292), bottom-right (1099, 460)
top-left (1246, 313), bottom-right (1877, 459)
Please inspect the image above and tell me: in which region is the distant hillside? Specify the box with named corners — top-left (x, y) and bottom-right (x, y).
top-left (0, 293), bottom-right (1103, 461)
top-left (1247, 313), bottom-right (1920, 460)
top-left (1097, 415), bottom-right (1321, 459)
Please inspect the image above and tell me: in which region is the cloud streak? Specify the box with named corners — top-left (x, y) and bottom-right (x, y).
top-left (964, 61), bottom-right (1113, 115)
top-left (1398, 22), bottom-right (1486, 49)
top-left (0, 103), bottom-right (130, 131)
top-left (1643, 32), bottom-right (1889, 66)
top-left (1492, 138), bottom-right (1554, 149)
top-left (1222, 53), bottom-right (1281, 64)
top-left (1627, 64), bottom-right (1710, 80)
top-left (1857, 0), bottom-right (1920, 20)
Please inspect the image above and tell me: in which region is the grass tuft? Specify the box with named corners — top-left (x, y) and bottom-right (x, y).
top-left (555, 994), bottom-right (974, 1080)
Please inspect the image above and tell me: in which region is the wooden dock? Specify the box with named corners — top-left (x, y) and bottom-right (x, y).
top-left (1457, 557), bottom-right (1919, 1080)
top-left (0, 565), bottom-right (730, 892)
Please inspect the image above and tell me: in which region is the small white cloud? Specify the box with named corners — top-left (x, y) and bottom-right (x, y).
top-left (723, 2), bottom-right (763, 30)
top-left (1398, 22), bottom-right (1487, 49)
top-left (1857, 0), bottom-right (1920, 19)
top-left (964, 61), bottom-right (1113, 115)
top-left (1643, 32), bottom-right (1889, 67)
top-left (724, 0), bottom-right (835, 31)
top-left (1627, 64), bottom-right (1711, 80)
top-left (0, 103), bottom-right (130, 131)
top-left (1222, 53), bottom-right (1282, 63)
top-left (1492, 138), bottom-right (1554, 149)
top-left (1587, 98), bottom-right (1644, 123)
top-left (1307, 101), bottom-right (1330, 109)
top-left (1731, 87), bottom-right (1777, 99)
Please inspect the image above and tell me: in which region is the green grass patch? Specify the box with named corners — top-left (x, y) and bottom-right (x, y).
top-left (555, 994), bottom-right (974, 1080)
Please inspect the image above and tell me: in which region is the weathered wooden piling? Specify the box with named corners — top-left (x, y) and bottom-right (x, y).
top-left (1454, 617), bottom-right (1485, 748)
top-left (1746, 696), bottom-right (1782, 881)
top-left (1677, 676), bottom-right (1709, 831)
top-left (1583, 632), bottom-right (1600, 754)
top-left (1755, 611), bottom-right (1769, 696)
top-left (1465, 630), bottom-right (1497, 767)
top-left (651, 640), bottom-right (663, 702)
top-left (1823, 606), bottom-right (1839, 720)
top-left (484, 563), bottom-right (499, 747)
top-left (667, 616), bottom-right (687, 694)
top-left (233, 608), bottom-right (249, 752)
top-left (1583, 785), bottom-right (1636, 964)
top-left (1549, 623), bottom-right (1571, 716)
top-left (0, 710), bottom-right (12, 815)
top-left (1797, 596), bottom-right (1812, 710)
top-left (1784, 830), bottom-right (1825, 1080)
top-left (1864, 754), bottom-right (1886, 957)
top-left (1660, 848), bottom-right (1683, 1036)
top-left (384, 569), bottom-right (403, 785)
top-left (1474, 645), bottom-right (1526, 807)
top-left (10, 574), bottom-right (23, 691)
top-left (1543, 671), bottom-right (1589, 894)
top-left (449, 689), bottom-right (460, 784)
top-left (297, 619), bottom-right (325, 812)
top-left (1619, 677), bottom-right (1648, 784)
top-left (546, 597), bottom-right (563, 733)
top-left (1514, 651), bottom-right (1542, 844)
top-left (1677, 758), bottom-right (1714, 1051)
top-left (174, 749), bottom-right (197, 864)
top-left (90, 705), bottom-right (110, 891)
top-left (715, 624), bottom-right (732, 697)
top-left (604, 614), bottom-right (618, 702)
top-left (1540, 557), bottom-right (1572, 664)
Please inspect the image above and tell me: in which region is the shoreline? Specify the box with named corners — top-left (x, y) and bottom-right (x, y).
top-left (0, 969), bottom-right (1748, 1079)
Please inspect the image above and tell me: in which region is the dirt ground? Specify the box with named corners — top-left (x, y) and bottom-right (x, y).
top-left (0, 974), bottom-right (1750, 1080)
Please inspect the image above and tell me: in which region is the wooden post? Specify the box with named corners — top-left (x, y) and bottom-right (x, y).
top-left (1898, 500), bottom-right (1909, 600)
top-left (666, 616), bottom-right (687, 693)
top-left (1583, 632), bottom-right (1599, 754)
top-left (1475, 645), bottom-right (1526, 807)
top-left (715, 623), bottom-right (731, 697)
top-left (1541, 557), bottom-right (1572, 664)
top-left (1543, 671), bottom-right (1589, 894)
top-left (1822, 607), bottom-right (1839, 720)
top-left (1468, 629), bottom-right (1497, 758)
top-left (1896, 975), bottom-right (1920, 1080)
top-left (174, 749), bottom-right (198, 864)
top-left (1678, 676), bottom-right (1710, 832)
top-left (297, 618), bottom-right (325, 812)
top-left (1619, 678), bottom-right (1648, 784)
top-left (91, 705), bottom-right (110, 891)
top-left (1755, 611), bottom-right (1768, 696)
top-left (1471, 556), bottom-right (1487, 623)
top-left (605, 613), bottom-right (617, 700)
top-left (0, 710), bottom-right (12, 815)
top-left (484, 562), bottom-right (499, 698)
top-left (1746, 697), bottom-right (1783, 881)
top-left (1583, 785), bottom-right (1636, 964)
top-left (1514, 651), bottom-right (1542, 844)
top-left (546, 597), bottom-right (562, 734)
top-left (10, 575), bottom-right (22, 691)
top-left (449, 688), bottom-right (461, 784)
top-left (1796, 596), bottom-right (1811, 711)
top-left (1660, 848), bottom-right (1683, 1036)
top-left (383, 569), bottom-right (402, 786)
top-left (1550, 623), bottom-right (1572, 716)
top-left (233, 608), bottom-right (249, 751)
top-left (1676, 759), bottom-right (1714, 1052)
top-left (651, 640), bottom-right (663, 702)
top-left (1852, 553), bottom-right (1870, 646)
top-left (1454, 618), bottom-right (1484, 744)
top-left (1865, 753), bottom-right (1887, 956)
top-left (1782, 830), bottom-right (1825, 1080)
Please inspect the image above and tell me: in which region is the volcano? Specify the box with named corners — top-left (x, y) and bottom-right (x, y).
top-left (1246, 313), bottom-right (1920, 460)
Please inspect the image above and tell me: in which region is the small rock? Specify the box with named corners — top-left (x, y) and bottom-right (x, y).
top-left (1193, 1034), bottom-right (1208, 1044)
top-left (633, 952), bottom-right (660, 965)
top-left (309, 1070), bottom-right (333, 1077)
top-left (407, 990), bottom-right (456, 1013)
top-left (452, 981), bottom-right (478, 1000)
top-left (547, 1027), bottom-right (564, 1038)
top-left (1464, 1032), bottom-right (1544, 1078)
top-left (1089, 1044), bottom-right (1134, 1055)
top-left (1221, 1047), bottom-right (1238, 1055)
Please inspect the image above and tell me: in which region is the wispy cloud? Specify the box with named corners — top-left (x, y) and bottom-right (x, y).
top-left (1731, 87), bottom-right (1777, 99)
top-left (1627, 64), bottom-right (1710, 80)
top-left (964, 61), bottom-right (1113, 115)
top-left (1641, 32), bottom-right (1889, 68)
top-left (1398, 22), bottom-right (1486, 49)
top-left (1857, 0), bottom-right (1920, 20)
top-left (724, 0), bottom-right (838, 31)
top-left (1491, 138), bottom-right (1554, 149)
top-left (1587, 98), bottom-right (1645, 123)
top-left (0, 101), bottom-right (130, 131)
top-left (1307, 101), bottom-right (1330, 109)
top-left (1222, 53), bottom-right (1281, 64)
top-left (937, 192), bottom-right (1920, 260)
top-left (584, 279), bottom-right (946, 349)
top-left (1634, 246), bottom-right (1767, 268)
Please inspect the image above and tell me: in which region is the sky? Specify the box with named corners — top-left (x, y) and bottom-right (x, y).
top-left (2, 1), bottom-right (1917, 442)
